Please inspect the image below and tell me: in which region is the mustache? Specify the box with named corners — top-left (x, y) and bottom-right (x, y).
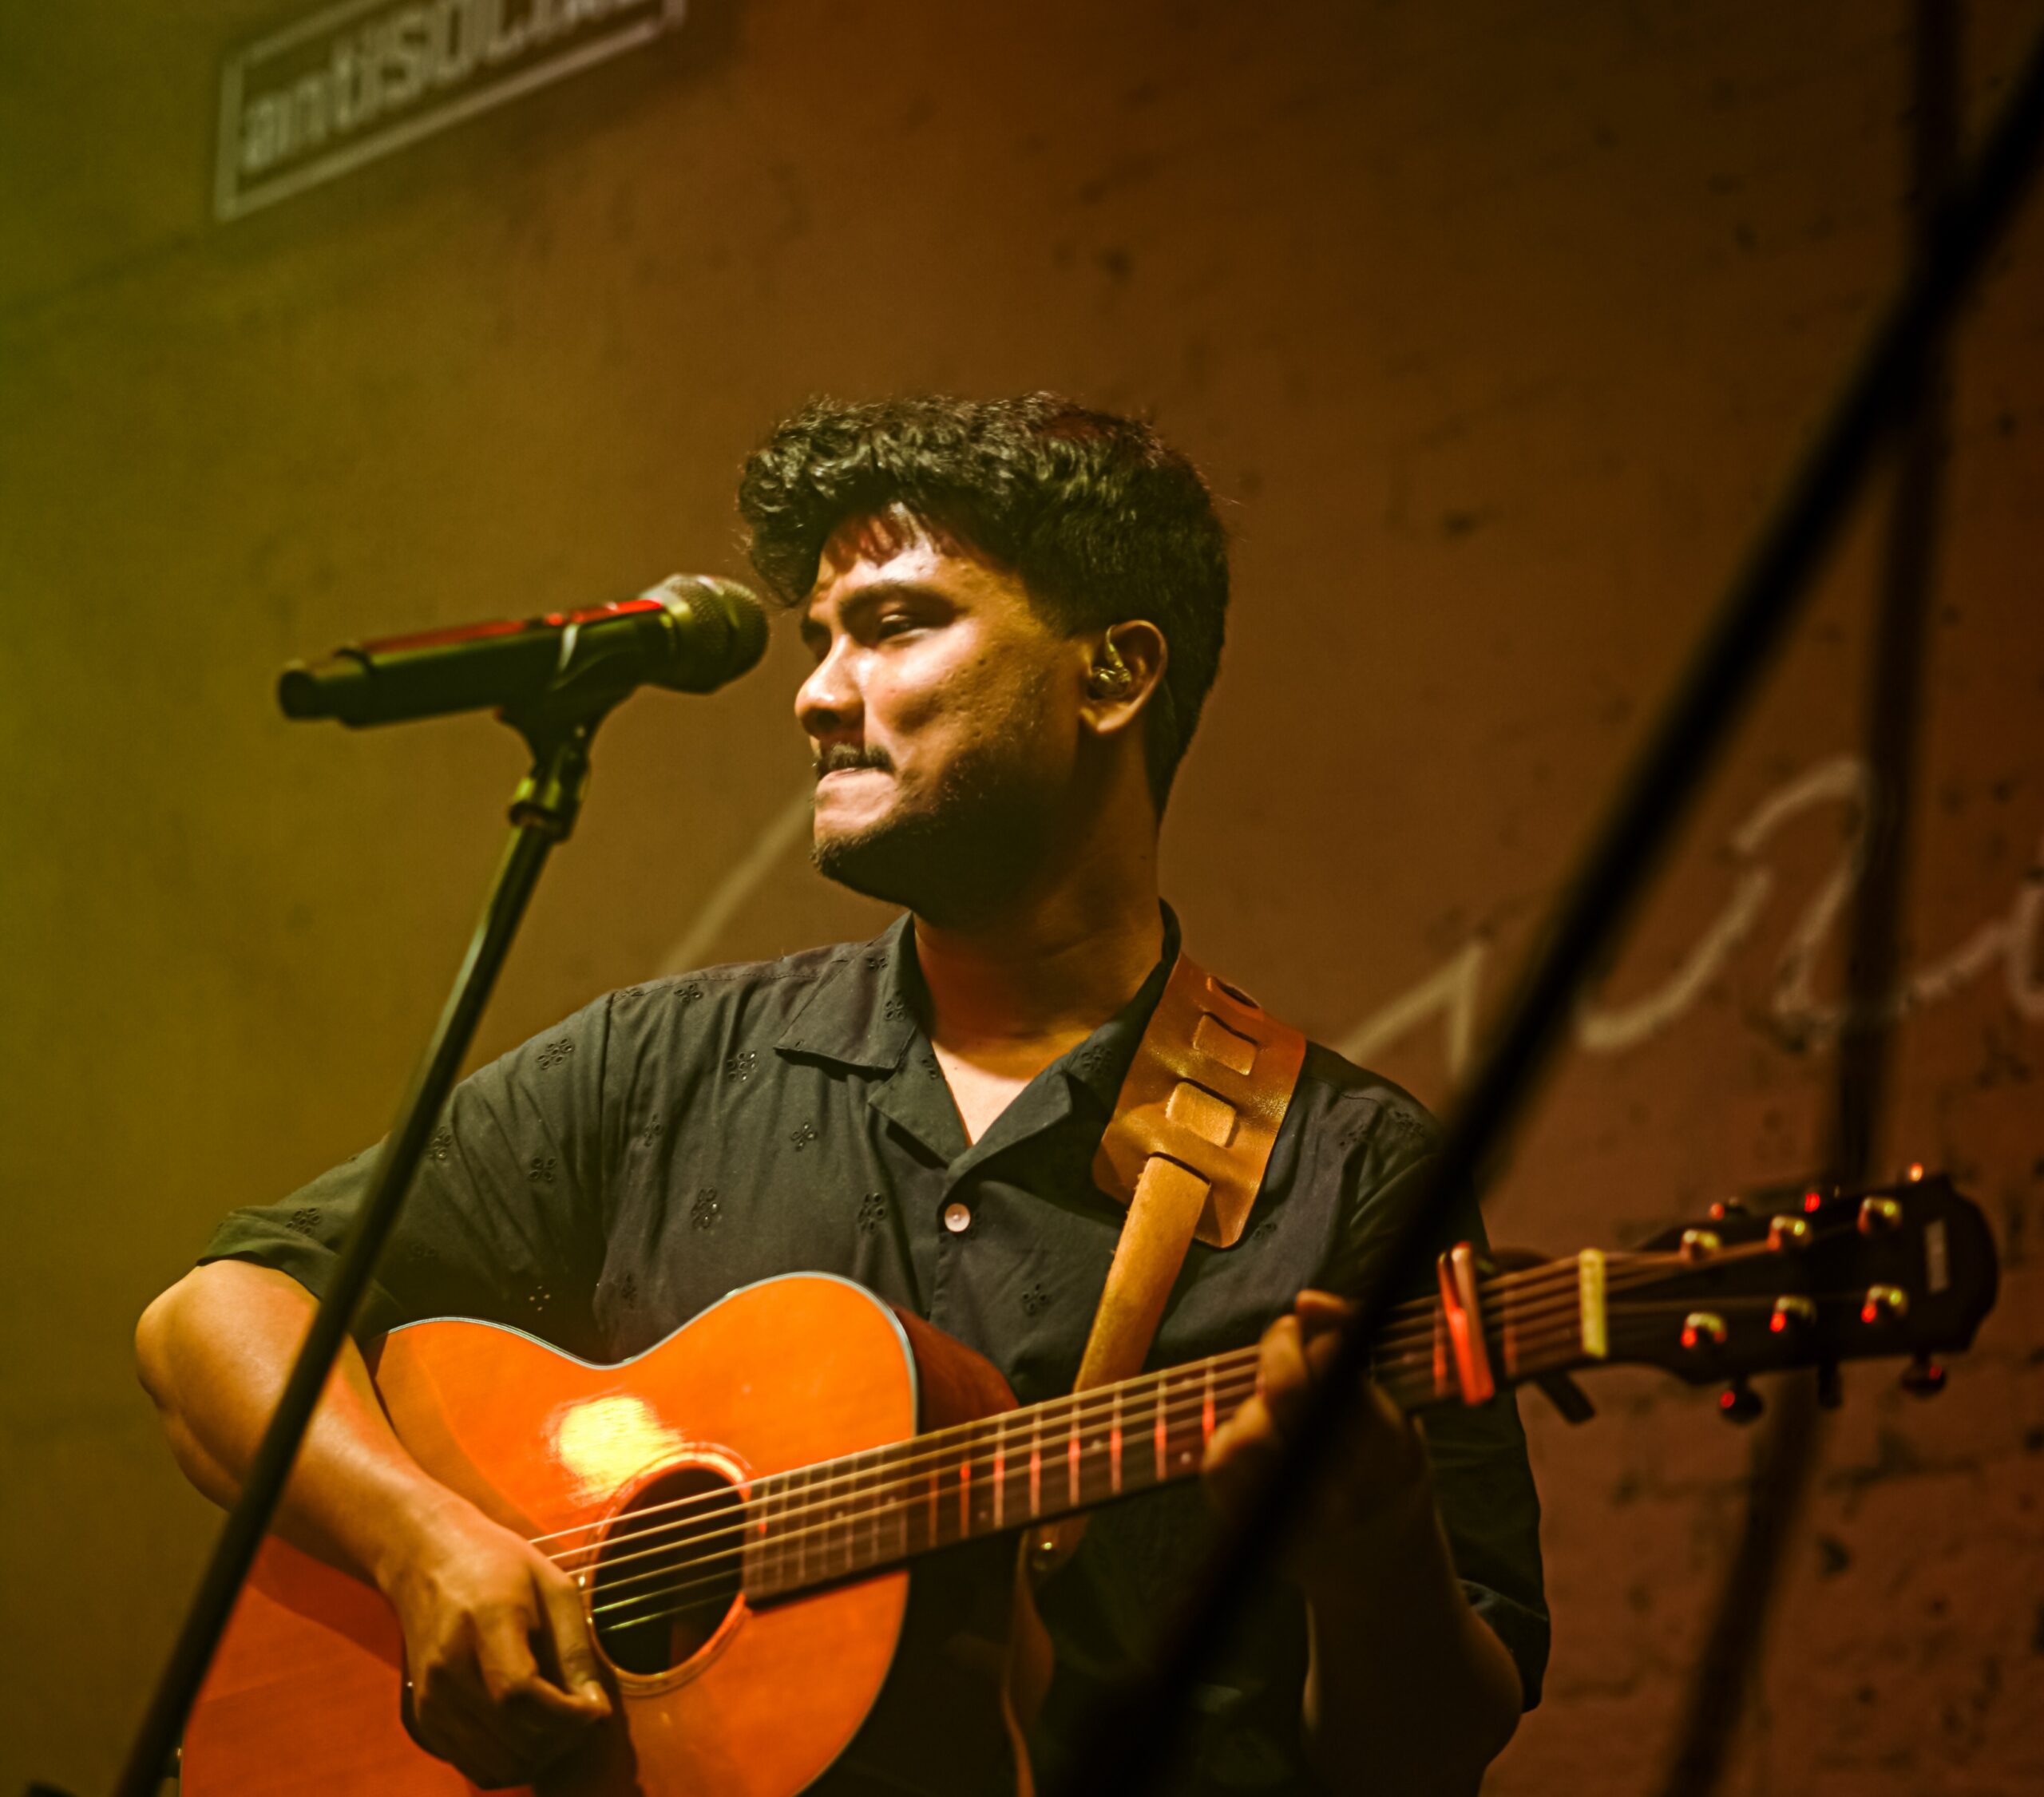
top-left (814, 743), bottom-right (893, 778)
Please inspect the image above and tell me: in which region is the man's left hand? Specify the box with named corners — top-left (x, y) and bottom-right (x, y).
top-left (1202, 1289), bottom-right (1435, 1595)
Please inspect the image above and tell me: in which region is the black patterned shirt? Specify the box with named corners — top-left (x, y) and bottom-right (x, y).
top-left (201, 909), bottom-right (1547, 1794)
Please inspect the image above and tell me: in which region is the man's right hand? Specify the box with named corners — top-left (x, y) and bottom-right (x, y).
top-left (374, 1494), bottom-right (613, 1790)
top-left (137, 1262), bottom-right (615, 1790)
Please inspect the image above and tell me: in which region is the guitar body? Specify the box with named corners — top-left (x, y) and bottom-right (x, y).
top-left (182, 1274), bottom-right (1030, 1797)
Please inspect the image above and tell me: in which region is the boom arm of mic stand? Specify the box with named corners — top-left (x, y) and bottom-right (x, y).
top-left (110, 707), bottom-right (604, 1797)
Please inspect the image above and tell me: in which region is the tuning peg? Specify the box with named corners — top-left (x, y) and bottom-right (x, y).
top-left (1816, 1360), bottom-right (1844, 1409)
top-left (1899, 1353), bottom-right (1946, 1398)
top-left (1708, 1195), bottom-right (1749, 1222)
top-left (1858, 1196), bottom-right (1903, 1235)
top-left (1860, 1284), bottom-right (1909, 1327)
top-left (1768, 1214), bottom-right (1812, 1251)
top-left (1680, 1312), bottom-right (1729, 1352)
top-left (1679, 1229), bottom-right (1723, 1264)
top-left (1717, 1378), bottom-right (1765, 1424)
top-left (1769, 1295), bottom-right (1817, 1336)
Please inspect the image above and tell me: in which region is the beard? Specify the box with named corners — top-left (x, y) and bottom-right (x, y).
top-left (812, 735), bottom-right (1060, 928)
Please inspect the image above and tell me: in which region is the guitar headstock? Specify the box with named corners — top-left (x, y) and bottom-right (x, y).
top-left (1603, 1172), bottom-right (1998, 1414)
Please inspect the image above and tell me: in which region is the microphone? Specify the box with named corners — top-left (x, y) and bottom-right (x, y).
top-left (277, 575), bottom-right (770, 727)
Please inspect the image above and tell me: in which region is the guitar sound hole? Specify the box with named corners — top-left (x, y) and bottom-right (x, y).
top-left (591, 1463), bottom-right (744, 1676)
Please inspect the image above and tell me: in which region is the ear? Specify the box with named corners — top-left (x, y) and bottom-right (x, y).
top-left (1079, 620), bottom-right (1169, 738)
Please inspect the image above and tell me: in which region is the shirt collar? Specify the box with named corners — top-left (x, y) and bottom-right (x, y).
top-left (771, 903), bottom-right (1182, 1107)
top-left (770, 913), bottom-right (921, 1072)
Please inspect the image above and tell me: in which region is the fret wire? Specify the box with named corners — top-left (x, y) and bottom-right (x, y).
top-left (1069, 1403), bottom-right (1085, 1510)
top-left (862, 1445), bottom-right (881, 1576)
top-left (838, 1455), bottom-right (854, 1578)
top-left (549, 1251), bottom-right (1720, 1571)
top-left (1110, 1385), bottom-right (1123, 1495)
top-left (608, 1371), bottom-right (1270, 1625)
top-left (596, 1300), bottom-right (1733, 1635)
top-left (628, 1324), bottom-right (1504, 1607)
top-left (637, 1267), bottom-right (1703, 1601)
top-left (1029, 1404), bottom-right (1044, 1521)
top-left (838, 1456), bottom-right (854, 1578)
top-left (766, 1472), bottom-right (786, 1593)
top-left (613, 1316), bottom-right (1651, 1627)
top-left (560, 1275), bottom-right (1578, 1569)
top-left (887, 1439), bottom-right (903, 1569)
top-left (790, 1465), bottom-right (807, 1589)
top-left (611, 1309), bottom-right (1707, 1633)
top-left (616, 1373), bottom-right (1266, 1622)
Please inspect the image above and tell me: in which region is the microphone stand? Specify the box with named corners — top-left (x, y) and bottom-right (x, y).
top-left (111, 689), bottom-right (613, 1797)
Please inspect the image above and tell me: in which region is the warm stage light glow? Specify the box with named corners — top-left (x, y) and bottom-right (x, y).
top-left (551, 1394), bottom-right (688, 1504)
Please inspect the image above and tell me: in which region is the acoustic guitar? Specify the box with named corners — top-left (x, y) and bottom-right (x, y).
top-left (180, 1173), bottom-right (1997, 1795)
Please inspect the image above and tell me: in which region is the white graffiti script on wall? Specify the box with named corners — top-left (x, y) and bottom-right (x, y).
top-left (663, 754), bottom-right (2043, 1081)
top-left (1338, 753), bottom-right (2044, 1080)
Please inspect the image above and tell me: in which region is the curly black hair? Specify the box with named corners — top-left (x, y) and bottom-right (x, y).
top-left (736, 392), bottom-right (1229, 810)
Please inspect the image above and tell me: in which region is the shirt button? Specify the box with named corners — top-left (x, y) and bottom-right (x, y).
top-left (942, 1201), bottom-right (972, 1234)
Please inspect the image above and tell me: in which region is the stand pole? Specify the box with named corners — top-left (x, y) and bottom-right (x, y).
top-left (112, 715), bottom-right (601, 1797)
top-left (1058, 18), bottom-right (2044, 1795)
top-left (1654, 6), bottom-right (1965, 1792)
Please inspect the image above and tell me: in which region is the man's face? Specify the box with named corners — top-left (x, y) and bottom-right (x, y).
top-left (795, 508), bottom-right (1087, 923)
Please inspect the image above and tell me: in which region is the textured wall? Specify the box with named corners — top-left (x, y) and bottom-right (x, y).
top-left (2, 2), bottom-right (2039, 1792)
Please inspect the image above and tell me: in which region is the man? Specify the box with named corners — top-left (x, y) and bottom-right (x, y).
top-left (137, 394), bottom-right (1545, 1794)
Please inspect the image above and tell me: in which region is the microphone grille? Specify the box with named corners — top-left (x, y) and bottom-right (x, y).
top-left (647, 574), bottom-right (770, 690)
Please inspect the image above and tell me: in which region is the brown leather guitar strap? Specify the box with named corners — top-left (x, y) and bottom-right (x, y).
top-left (1026, 949), bottom-right (1308, 1580)
top-left (1000, 952), bottom-right (1308, 1789)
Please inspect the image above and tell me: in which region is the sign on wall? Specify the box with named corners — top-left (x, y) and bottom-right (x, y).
top-left (215, 0), bottom-right (687, 221)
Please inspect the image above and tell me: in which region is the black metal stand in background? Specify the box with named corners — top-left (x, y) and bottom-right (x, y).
top-left (1654, 6), bottom-right (1965, 1794)
top-left (1059, 18), bottom-right (2044, 1797)
top-left (110, 705), bottom-right (608, 1797)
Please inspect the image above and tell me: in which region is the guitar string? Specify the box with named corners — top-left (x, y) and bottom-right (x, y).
top-left (588, 1370), bottom-right (1272, 1624)
top-left (582, 1277), bottom-right (1754, 1619)
top-left (596, 1286), bottom-right (1828, 1640)
top-left (553, 1254), bottom-right (1788, 1605)
top-left (586, 1266), bottom-right (1867, 1625)
top-left (519, 1249), bottom-right (1665, 1558)
top-left (527, 1243), bottom-right (1757, 1569)
top-left (541, 1246), bottom-right (1785, 1585)
top-left (526, 1249), bottom-right (1668, 1565)
top-left (590, 1311), bottom-right (1611, 1623)
top-left (524, 1286), bottom-right (1427, 1559)
top-left (574, 1362), bottom-right (1269, 1593)
top-left (590, 1304), bottom-right (1704, 1635)
top-left (550, 1284), bottom-right (1519, 1585)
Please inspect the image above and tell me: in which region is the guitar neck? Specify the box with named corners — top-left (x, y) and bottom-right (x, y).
top-left (741, 1253), bottom-right (1602, 1602)
top-left (735, 1174), bottom-right (1998, 1602)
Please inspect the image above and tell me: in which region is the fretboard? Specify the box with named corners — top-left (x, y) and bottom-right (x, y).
top-left (739, 1251), bottom-right (1606, 1602)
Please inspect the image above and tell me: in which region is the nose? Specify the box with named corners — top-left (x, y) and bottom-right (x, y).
top-left (795, 635), bottom-right (862, 743)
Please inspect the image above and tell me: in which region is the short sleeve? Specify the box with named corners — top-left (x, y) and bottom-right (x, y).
top-left (199, 996), bottom-right (615, 1359)
top-left (1318, 1114), bottom-right (1551, 1710)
